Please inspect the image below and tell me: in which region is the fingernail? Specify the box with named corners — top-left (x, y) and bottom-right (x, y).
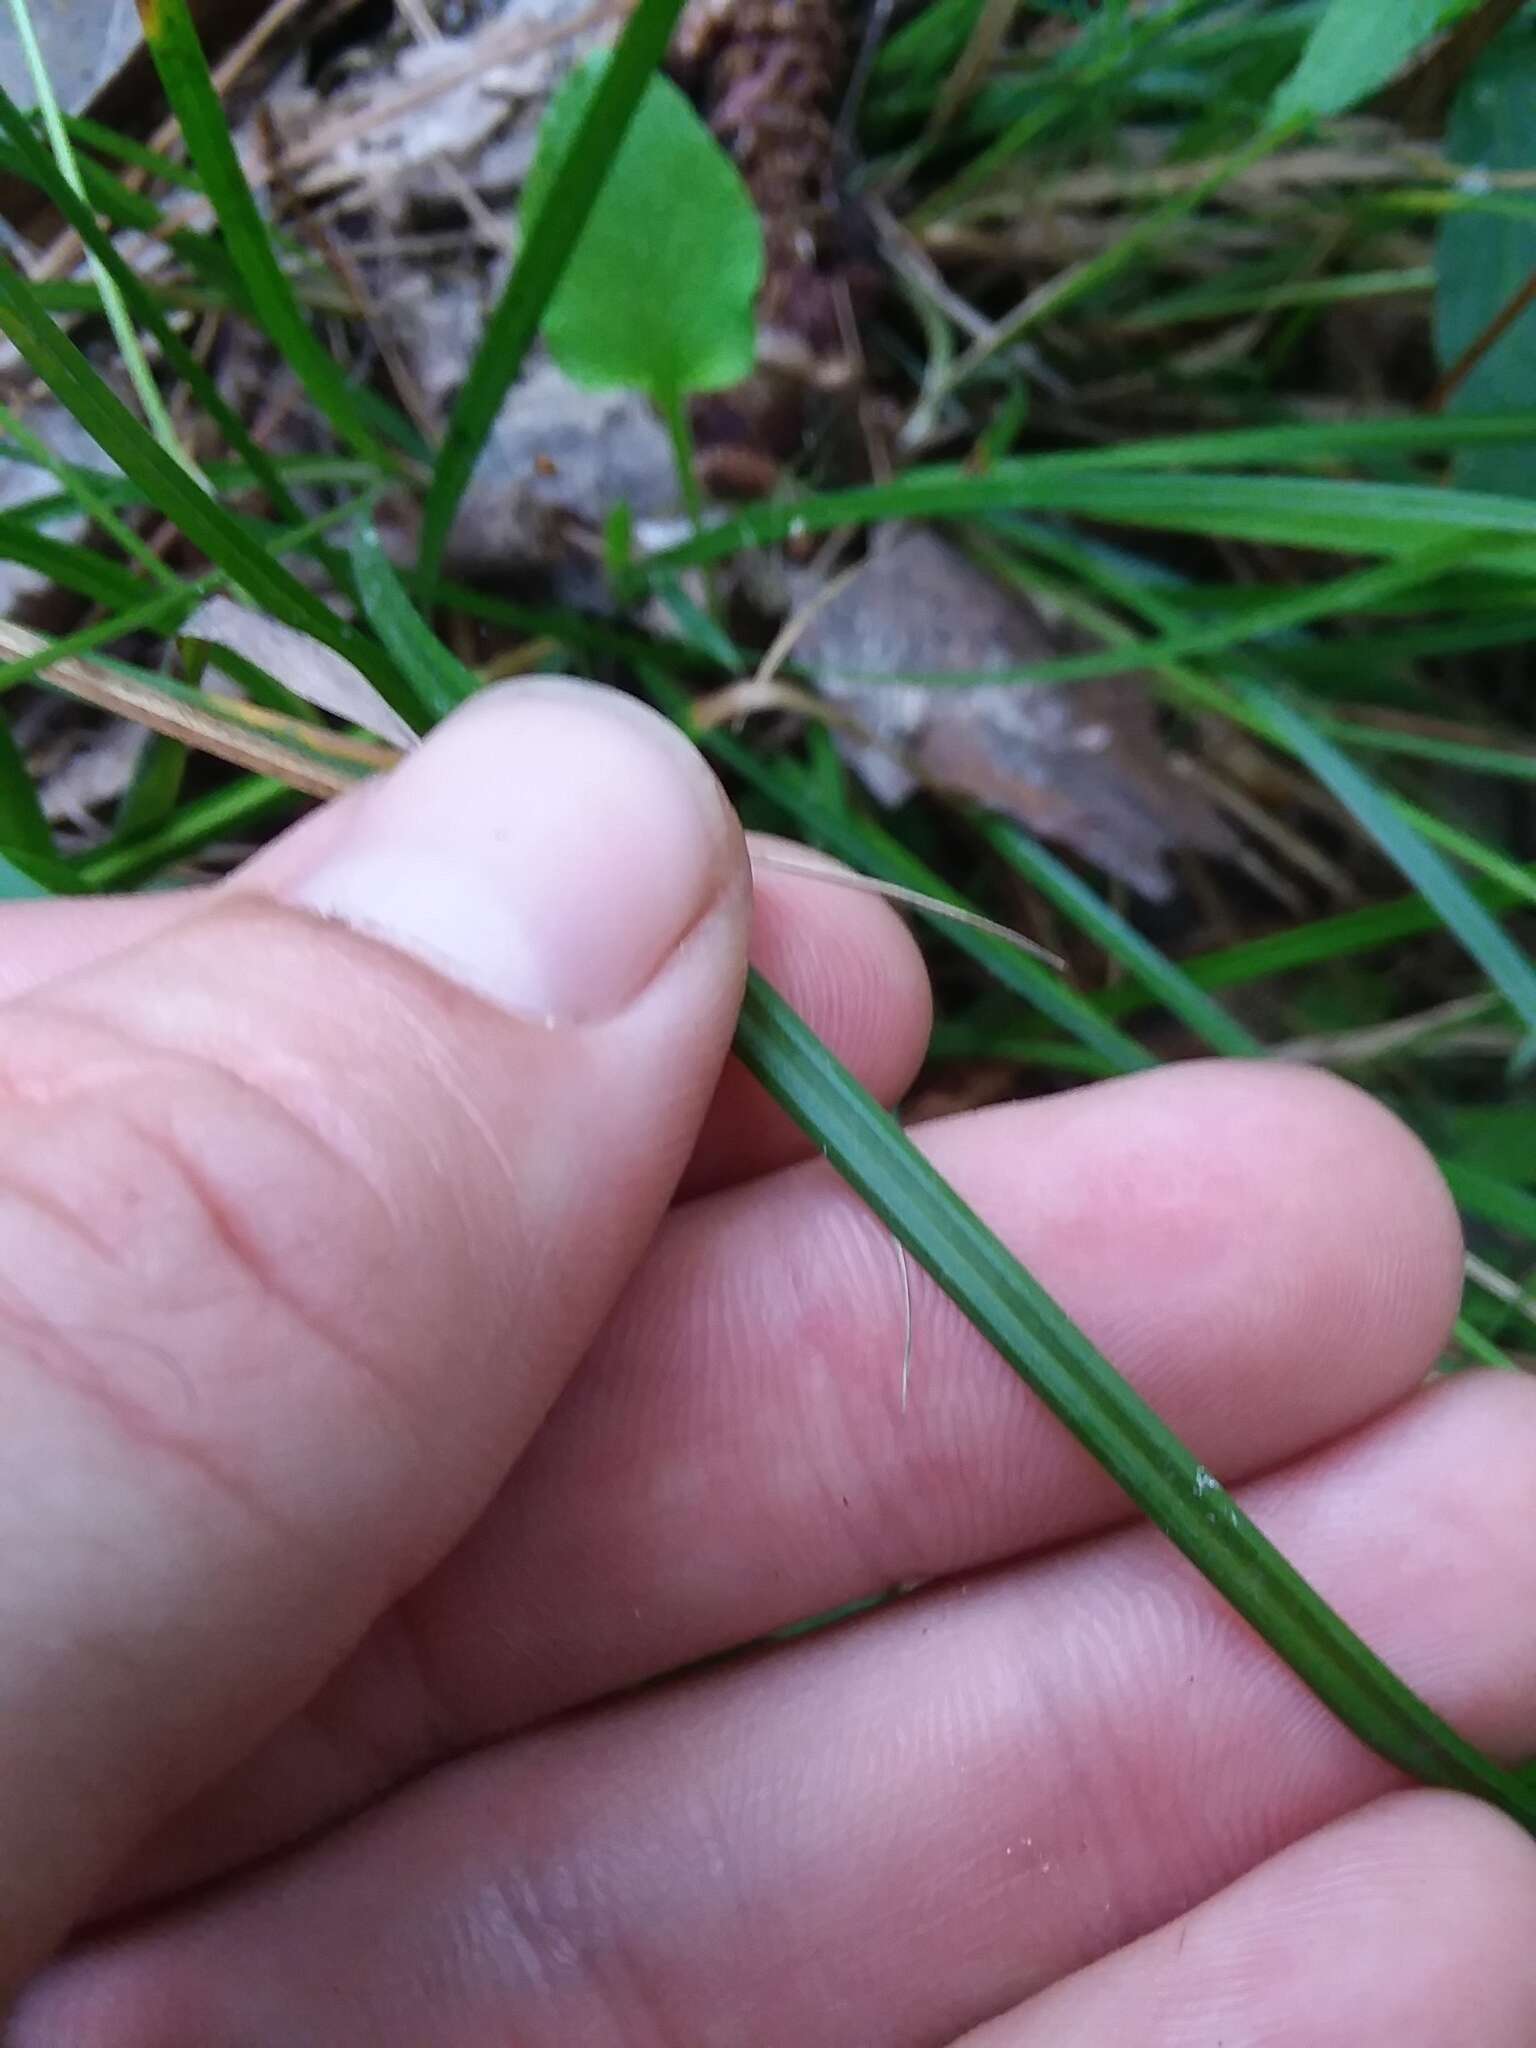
top-left (284, 680), bottom-right (735, 1023)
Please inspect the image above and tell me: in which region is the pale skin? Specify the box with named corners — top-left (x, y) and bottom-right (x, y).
top-left (2, 679), bottom-right (1535, 2043)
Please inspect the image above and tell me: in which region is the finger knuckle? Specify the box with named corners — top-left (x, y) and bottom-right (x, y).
top-left (0, 1004), bottom-right (411, 1457)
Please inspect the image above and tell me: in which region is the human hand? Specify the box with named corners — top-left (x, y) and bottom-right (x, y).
top-left (4, 683), bottom-right (1534, 2044)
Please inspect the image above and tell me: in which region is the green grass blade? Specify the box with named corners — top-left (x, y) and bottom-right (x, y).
top-left (1240, 680), bottom-right (1536, 1034)
top-left (1397, 805), bottom-right (1536, 910)
top-left (0, 515), bottom-right (150, 609)
top-left (1095, 882), bottom-right (1532, 1017)
top-left (983, 820), bottom-right (1264, 1056)
top-left (0, 256), bottom-right (414, 711)
top-left (416, 0), bottom-right (692, 582)
top-left (0, 711), bottom-right (51, 855)
top-left (636, 436), bottom-right (1536, 577)
top-left (1120, 266), bottom-right (1435, 331)
top-left (0, 397), bottom-right (181, 591)
top-left (0, 586), bottom-right (204, 691)
top-left (4, 0), bottom-right (185, 464)
top-left (1321, 722), bottom-right (1536, 782)
top-left (1451, 1315), bottom-right (1521, 1372)
top-left (917, 124), bottom-right (1283, 412)
top-left (62, 111), bottom-right (202, 190)
top-left (75, 775), bottom-right (296, 891)
top-left (733, 968), bottom-right (1536, 1829)
top-left (138, 0), bottom-right (405, 471)
top-left (1443, 1163), bottom-right (1536, 1242)
top-left (349, 525), bottom-right (480, 726)
top-left (113, 734), bottom-right (187, 841)
top-left (0, 85), bottom-right (320, 537)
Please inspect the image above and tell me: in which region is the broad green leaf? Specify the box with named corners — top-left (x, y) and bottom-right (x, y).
top-left (1272, 0), bottom-right (1481, 125)
top-left (1436, 19), bottom-right (1536, 497)
top-left (523, 57), bottom-right (763, 402)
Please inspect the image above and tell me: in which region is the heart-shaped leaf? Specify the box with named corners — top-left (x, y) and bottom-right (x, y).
top-left (1273, 0), bottom-right (1483, 125)
top-left (522, 55), bottom-right (764, 404)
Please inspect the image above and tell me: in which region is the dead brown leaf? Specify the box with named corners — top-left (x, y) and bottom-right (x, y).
top-left (789, 527), bottom-right (1236, 899)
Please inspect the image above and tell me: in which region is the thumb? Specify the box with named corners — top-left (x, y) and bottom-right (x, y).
top-left (0, 681), bottom-right (748, 1991)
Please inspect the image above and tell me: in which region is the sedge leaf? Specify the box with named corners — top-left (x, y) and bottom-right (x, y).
top-left (733, 970), bottom-right (1536, 1830)
top-left (523, 56), bottom-right (763, 402)
top-left (1272, 0), bottom-right (1482, 126)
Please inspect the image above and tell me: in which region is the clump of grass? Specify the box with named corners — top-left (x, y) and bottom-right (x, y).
top-left (0, 0), bottom-right (1532, 1821)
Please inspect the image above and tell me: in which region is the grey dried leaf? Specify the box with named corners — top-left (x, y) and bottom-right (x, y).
top-left (445, 355), bottom-right (680, 594)
top-left (183, 596), bottom-right (418, 750)
top-left (791, 528), bottom-right (1235, 900)
top-left (34, 712), bottom-right (147, 835)
top-left (269, 0), bottom-right (612, 216)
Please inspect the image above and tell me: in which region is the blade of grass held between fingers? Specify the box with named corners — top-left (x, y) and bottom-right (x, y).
top-left (733, 969), bottom-right (1536, 1830)
top-left (22, 647), bottom-right (1532, 1824)
top-left (417, 0), bottom-right (694, 584)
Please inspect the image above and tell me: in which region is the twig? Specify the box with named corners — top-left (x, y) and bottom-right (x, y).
top-left (751, 846), bottom-right (1063, 968)
top-left (254, 106), bottom-right (439, 445)
top-left (1465, 1252), bottom-right (1536, 1333)
top-left (1276, 993), bottom-right (1506, 1069)
top-left (1429, 265), bottom-right (1536, 412)
top-left (0, 620), bottom-right (396, 797)
top-left (395, 0), bottom-right (443, 44)
top-left (925, 0), bottom-right (1016, 145)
